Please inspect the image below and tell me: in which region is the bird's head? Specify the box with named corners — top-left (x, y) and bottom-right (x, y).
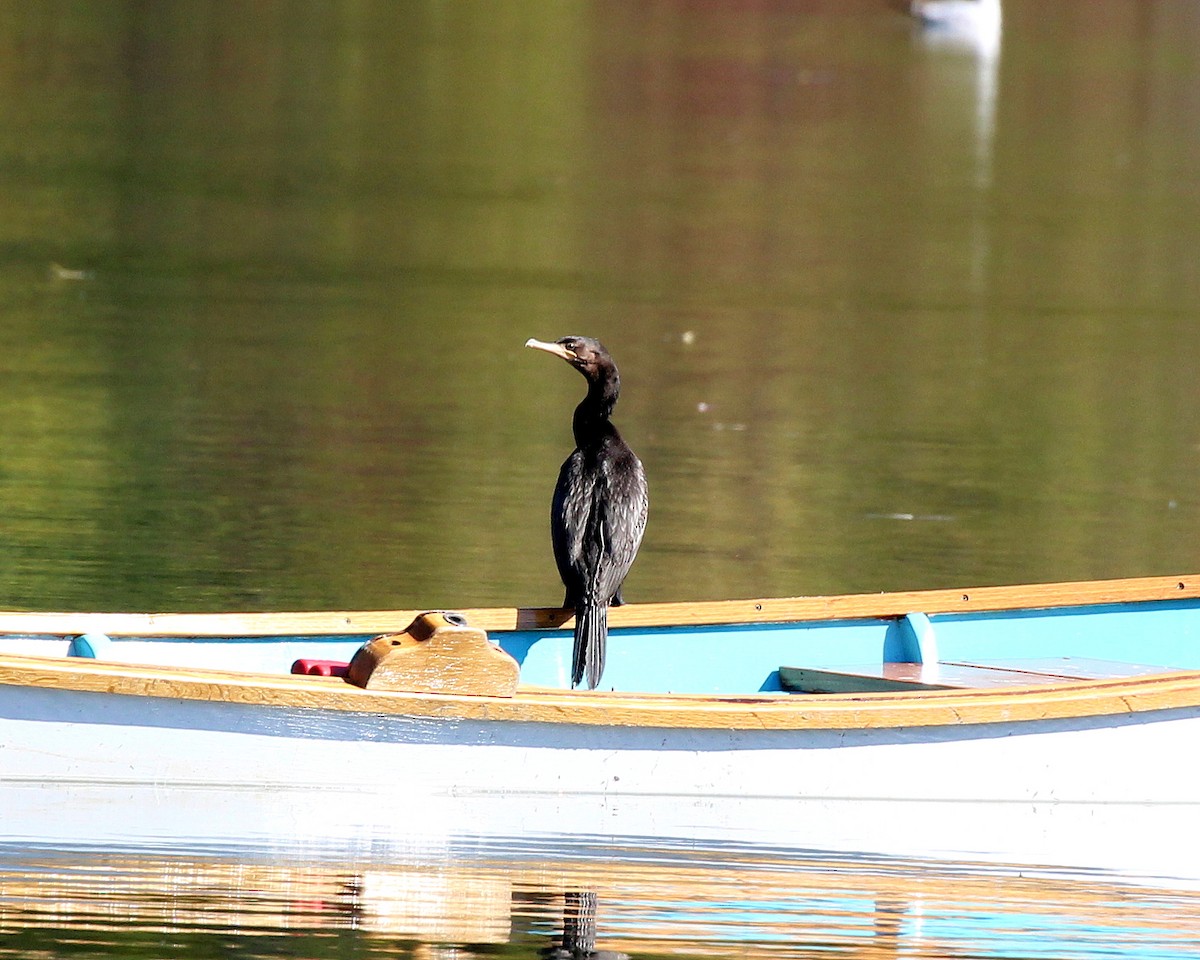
top-left (525, 336), bottom-right (614, 379)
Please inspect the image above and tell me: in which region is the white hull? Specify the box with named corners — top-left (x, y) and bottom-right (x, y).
top-left (3, 682), bottom-right (1197, 881)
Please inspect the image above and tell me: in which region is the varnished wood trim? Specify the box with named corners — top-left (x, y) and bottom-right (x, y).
top-left (0, 653), bottom-right (1196, 731)
top-left (0, 573), bottom-right (1197, 638)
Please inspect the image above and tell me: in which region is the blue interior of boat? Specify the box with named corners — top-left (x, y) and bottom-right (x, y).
top-left (501, 599), bottom-right (1200, 692)
top-left (47, 597), bottom-right (1200, 695)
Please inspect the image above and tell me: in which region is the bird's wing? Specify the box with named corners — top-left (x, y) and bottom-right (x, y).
top-left (551, 453), bottom-right (589, 600)
top-left (587, 452), bottom-right (647, 601)
top-left (551, 445), bottom-right (647, 606)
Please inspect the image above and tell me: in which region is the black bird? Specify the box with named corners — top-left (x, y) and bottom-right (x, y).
top-left (525, 336), bottom-right (648, 689)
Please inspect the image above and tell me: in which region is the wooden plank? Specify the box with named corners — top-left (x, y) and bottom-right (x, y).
top-left (0, 652), bottom-right (1197, 731)
top-left (603, 572), bottom-right (1200, 629)
top-left (779, 665), bottom-right (955, 693)
top-left (0, 573), bottom-right (1196, 638)
top-left (345, 614), bottom-right (519, 697)
top-left (779, 662), bottom-right (1095, 694)
top-left (944, 658), bottom-right (1172, 680)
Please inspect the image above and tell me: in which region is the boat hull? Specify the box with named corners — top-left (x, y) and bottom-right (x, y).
top-left (4, 572), bottom-right (1200, 880)
top-left (2, 679), bottom-right (1197, 880)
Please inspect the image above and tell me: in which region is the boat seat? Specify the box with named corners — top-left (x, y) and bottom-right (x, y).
top-left (779, 658), bottom-right (1170, 694)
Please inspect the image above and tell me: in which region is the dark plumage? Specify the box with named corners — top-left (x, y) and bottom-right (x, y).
top-left (525, 336), bottom-right (648, 689)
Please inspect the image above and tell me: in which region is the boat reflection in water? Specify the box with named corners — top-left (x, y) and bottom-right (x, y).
top-left (1, 840), bottom-right (1197, 959)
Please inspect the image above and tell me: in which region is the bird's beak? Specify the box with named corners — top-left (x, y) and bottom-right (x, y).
top-left (525, 338), bottom-right (575, 361)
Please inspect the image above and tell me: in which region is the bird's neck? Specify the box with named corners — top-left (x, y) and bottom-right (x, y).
top-left (572, 374), bottom-right (619, 447)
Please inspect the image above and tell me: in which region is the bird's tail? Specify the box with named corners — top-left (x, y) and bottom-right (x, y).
top-left (572, 602), bottom-right (607, 689)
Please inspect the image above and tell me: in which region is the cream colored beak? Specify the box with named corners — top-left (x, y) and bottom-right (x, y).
top-left (525, 338), bottom-right (574, 360)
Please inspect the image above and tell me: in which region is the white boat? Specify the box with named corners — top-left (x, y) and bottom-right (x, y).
top-left (911, 0), bottom-right (1001, 37)
top-left (1, 572), bottom-right (1199, 881)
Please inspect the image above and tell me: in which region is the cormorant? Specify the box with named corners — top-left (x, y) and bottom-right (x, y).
top-left (525, 336), bottom-right (648, 689)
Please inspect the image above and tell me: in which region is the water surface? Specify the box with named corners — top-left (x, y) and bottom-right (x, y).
top-left (2, 4), bottom-right (1200, 953)
top-left (2, 841), bottom-right (1198, 959)
top-left (1, 0), bottom-right (1199, 612)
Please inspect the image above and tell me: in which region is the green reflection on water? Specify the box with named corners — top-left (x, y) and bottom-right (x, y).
top-left (0, 1), bottom-right (1198, 612)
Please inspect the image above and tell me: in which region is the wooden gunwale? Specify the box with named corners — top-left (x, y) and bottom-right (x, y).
top-left (0, 572), bottom-right (1196, 638)
top-left (0, 652), bottom-right (1197, 731)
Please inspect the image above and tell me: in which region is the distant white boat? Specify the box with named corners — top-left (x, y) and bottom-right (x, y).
top-left (911, 0), bottom-right (1001, 36)
top-left (909, 0), bottom-right (1002, 195)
